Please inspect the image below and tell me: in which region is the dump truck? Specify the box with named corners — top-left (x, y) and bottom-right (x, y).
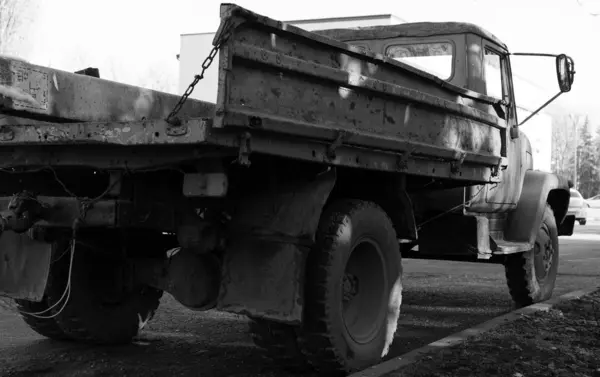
top-left (0, 3), bottom-right (576, 375)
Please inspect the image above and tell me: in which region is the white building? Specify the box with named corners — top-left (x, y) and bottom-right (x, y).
top-left (177, 13), bottom-right (557, 173)
top-left (177, 14), bottom-right (407, 102)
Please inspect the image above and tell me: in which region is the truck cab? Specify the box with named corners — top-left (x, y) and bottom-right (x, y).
top-left (316, 22), bottom-right (573, 257)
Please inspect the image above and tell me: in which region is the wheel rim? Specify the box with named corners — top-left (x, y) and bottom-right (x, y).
top-left (342, 237), bottom-right (387, 344)
top-left (533, 223), bottom-right (554, 281)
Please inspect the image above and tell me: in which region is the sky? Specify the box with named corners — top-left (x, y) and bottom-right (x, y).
top-left (13, 0), bottom-right (600, 124)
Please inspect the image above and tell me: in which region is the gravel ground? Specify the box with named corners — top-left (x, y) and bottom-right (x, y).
top-left (386, 289), bottom-right (600, 377)
top-left (1, 224), bottom-right (599, 377)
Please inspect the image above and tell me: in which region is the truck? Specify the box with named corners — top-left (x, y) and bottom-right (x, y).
top-left (0, 3), bottom-right (576, 375)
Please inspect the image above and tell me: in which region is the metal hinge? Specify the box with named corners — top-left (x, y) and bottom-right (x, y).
top-left (451, 151), bottom-right (467, 174)
top-left (327, 130), bottom-right (349, 160)
top-left (491, 157), bottom-right (507, 177)
top-left (396, 151), bottom-right (411, 171)
top-left (237, 132), bottom-right (252, 166)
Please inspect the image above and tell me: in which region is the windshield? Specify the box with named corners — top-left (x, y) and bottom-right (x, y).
top-left (385, 42), bottom-right (454, 80)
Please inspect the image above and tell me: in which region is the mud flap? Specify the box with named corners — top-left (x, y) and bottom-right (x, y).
top-left (0, 232), bottom-right (53, 301)
top-left (216, 168), bottom-right (336, 325)
top-left (558, 214), bottom-right (575, 236)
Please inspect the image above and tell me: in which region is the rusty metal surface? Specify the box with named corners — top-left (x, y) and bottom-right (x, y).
top-left (217, 169), bottom-right (336, 324)
top-left (0, 196), bottom-right (117, 227)
top-left (0, 145), bottom-right (232, 170)
top-left (313, 22), bottom-right (508, 50)
top-left (217, 242), bottom-right (307, 324)
top-left (228, 43), bottom-right (504, 129)
top-left (212, 4), bottom-right (505, 183)
top-left (209, 130), bottom-right (500, 183)
top-left (0, 57), bottom-right (215, 123)
top-left (0, 232), bottom-right (52, 300)
top-left (0, 118), bottom-right (209, 146)
top-left (0, 196), bottom-right (177, 231)
top-left (218, 4), bottom-right (503, 109)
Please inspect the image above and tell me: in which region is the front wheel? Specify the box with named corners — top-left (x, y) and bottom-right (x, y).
top-left (299, 199), bottom-right (403, 374)
top-left (504, 205), bottom-right (559, 308)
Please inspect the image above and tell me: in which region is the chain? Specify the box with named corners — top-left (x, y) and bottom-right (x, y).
top-left (165, 20), bottom-right (235, 126)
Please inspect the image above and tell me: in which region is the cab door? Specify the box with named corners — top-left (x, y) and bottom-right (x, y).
top-left (467, 40), bottom-right (523, 212)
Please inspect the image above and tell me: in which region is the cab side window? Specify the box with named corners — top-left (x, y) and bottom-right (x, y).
top-left (484, 49), bottom-right (504, 99)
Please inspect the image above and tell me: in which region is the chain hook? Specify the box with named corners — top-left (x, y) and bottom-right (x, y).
top-left (165, 20), bottom-right (234, 125)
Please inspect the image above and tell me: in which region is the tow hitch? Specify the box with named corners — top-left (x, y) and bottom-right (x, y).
top-left (0, 191), bottom-right (45, 234)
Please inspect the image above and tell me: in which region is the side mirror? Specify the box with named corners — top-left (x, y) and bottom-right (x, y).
top-left (556, 54), bottom-right (575, 93)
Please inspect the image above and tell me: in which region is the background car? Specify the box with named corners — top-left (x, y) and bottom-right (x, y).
top-left (585, 194), bottom-right (600, 209)
top-left (569, 188), bottom-right (588, 225)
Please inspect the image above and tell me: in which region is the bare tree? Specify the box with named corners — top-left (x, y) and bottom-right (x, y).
top-left (577, 0), bottom-right (600, 16)
top-left (134, 66), bottom-right (175, 93)
top-left (552, 114), bottom-right (583, 183)
top-left (0, 0), bottom-right (30, 54)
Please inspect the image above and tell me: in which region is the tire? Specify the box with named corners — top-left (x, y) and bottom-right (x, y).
top-left (299, 199), bottom-right (403, 374)
top-left (579, 219), bottom-right (587, 226)
top-left (46, 237), bottom-right (163, 345)
top-left (248, 318), bottom-right (310, 371)
top-left (505, 205), bottom-right (559, 308)
top-left (14, 298), bottom-right (72, 341)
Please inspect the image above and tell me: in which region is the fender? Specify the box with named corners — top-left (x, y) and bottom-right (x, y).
top-left (217, 168), bottom-right (336, 325)
top-left (504, 170), bottom-right (571, 245)
top-left (330, 173), bottom-right (417, 241)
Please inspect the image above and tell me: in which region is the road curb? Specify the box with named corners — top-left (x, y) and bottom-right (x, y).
top-left (349, 287), bottom-right (600, 377)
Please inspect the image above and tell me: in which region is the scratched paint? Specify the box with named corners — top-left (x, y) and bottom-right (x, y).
top-left (0, 56), bottom-right (215, 123)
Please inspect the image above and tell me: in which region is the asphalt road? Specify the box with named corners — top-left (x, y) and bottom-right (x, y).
top-left (1, 224), bottom-right (599, 377)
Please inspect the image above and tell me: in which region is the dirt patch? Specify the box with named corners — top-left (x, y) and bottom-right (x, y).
top-left (387, 289), bottom-right (600, 377)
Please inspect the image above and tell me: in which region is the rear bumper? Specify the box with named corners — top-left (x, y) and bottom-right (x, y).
top-left (0, 194), bottom-right (178, 300)
top-left (0, 196), bottom-right (176, 231)
top-left (0, 118), bottom-right (209, 146)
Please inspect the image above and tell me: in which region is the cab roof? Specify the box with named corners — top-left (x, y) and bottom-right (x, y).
top-left (314, 22), bottom-right (507, 51)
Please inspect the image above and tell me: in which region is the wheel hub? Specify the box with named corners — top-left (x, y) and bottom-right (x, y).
top-left (342, 273), bottom-right (359, 302)
top-left (541, 239), bottom-right (554, 272)
top-left (534, 224), bottom-right (554, 279)
top-left (341, 238), bottom-right (387, 345)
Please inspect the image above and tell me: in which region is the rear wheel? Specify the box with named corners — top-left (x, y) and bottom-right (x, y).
top-left (299, 199), bottom-right (403, 374)
top-left (14, 298), bottom-right (72, 341)
top-left (505, 205), bottom-right (559, 308)
top-left (46, 235), bottom-right (163, 344)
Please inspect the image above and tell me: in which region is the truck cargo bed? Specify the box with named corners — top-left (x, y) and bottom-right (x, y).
top-left (0, 4), bottom-right (508, 184)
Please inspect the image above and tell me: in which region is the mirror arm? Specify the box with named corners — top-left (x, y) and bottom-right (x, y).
top-left (510, 52), bottom-right (559, 58)
top-left (518, 92), bottom-right (563, 127)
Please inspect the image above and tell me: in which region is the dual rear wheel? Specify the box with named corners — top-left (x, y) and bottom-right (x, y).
top-left (250, 199), bottom-right (404, 375)
top-left (15, 236), bottom-right (162, 344)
